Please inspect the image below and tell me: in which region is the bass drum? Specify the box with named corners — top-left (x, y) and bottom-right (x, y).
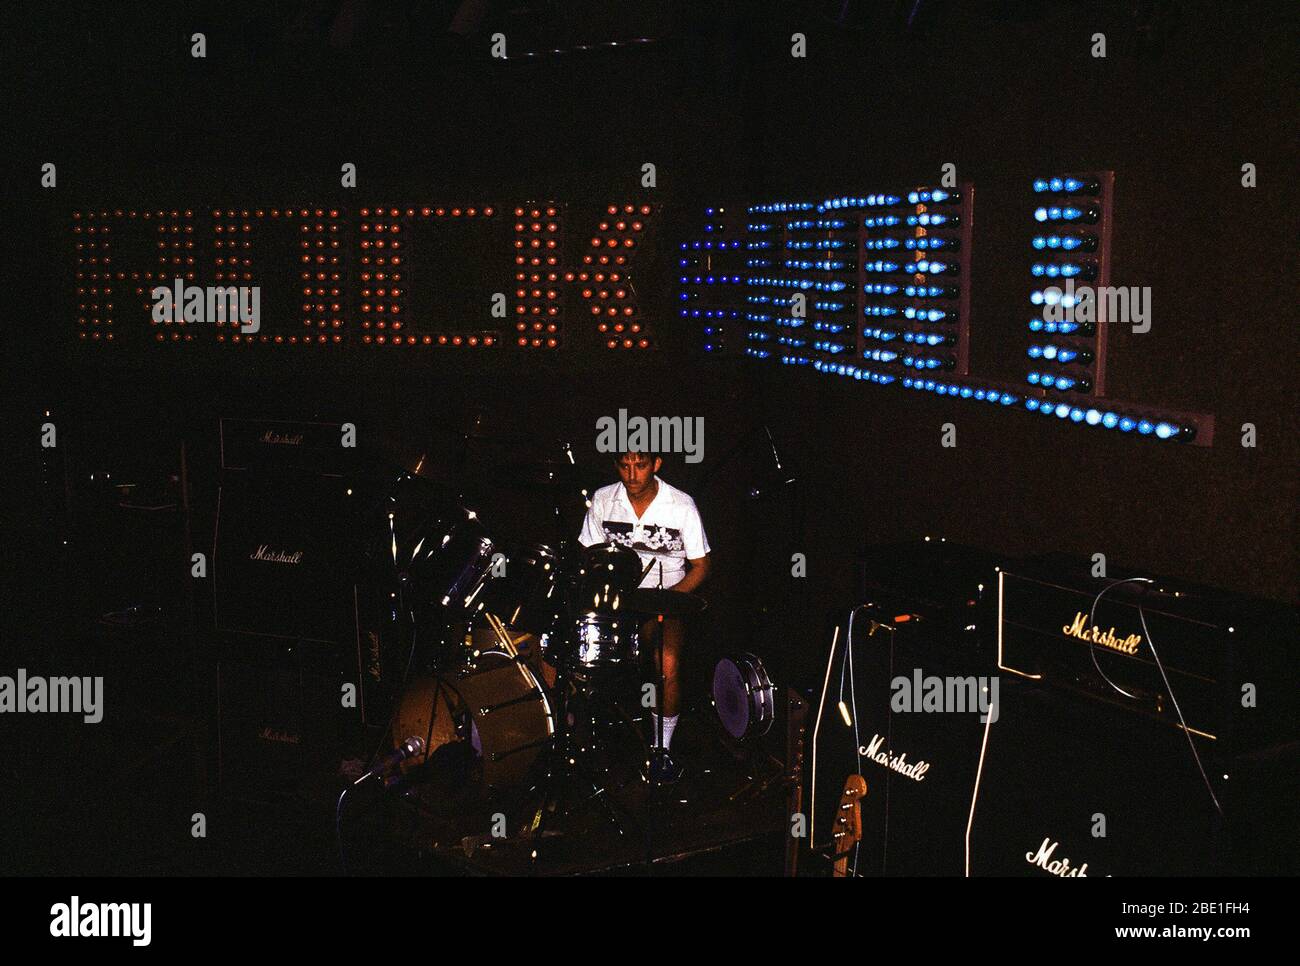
top-left (393, 650), bottom-right (554, 790)
top-left (712, 652), bottom-right (776, 740)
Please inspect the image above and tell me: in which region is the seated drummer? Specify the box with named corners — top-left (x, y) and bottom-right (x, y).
top-left (578, 449), bottom-right (711, 781)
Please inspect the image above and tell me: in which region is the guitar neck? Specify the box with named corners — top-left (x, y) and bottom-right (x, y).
top-left (830, 774), bottom-right (867, 878)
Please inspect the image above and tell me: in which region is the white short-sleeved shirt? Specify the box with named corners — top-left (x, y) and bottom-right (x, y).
top-left (578, 476), bottom-right (710, 589)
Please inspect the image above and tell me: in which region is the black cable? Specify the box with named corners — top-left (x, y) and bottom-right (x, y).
top-left (833, 605), bottom-right (868, 876)
top-left (365, 591), bottom-right (421, 771)
top-left (1087, 577), bottom-right (1223, 818)
top-left (1086, 578), bottom-right (1150, 701)
top-left (335, 779), bottom-right (355, 875)
top-left (338, 591), bottom-right (424, 875)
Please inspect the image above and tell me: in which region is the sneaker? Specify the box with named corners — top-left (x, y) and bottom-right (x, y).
top-left (641, 749), bottom-right (684, 785)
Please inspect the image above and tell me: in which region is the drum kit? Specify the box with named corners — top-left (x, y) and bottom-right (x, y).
top-left (353, 421), bottom-right (780, 860)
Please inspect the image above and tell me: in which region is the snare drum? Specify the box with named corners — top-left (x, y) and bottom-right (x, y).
top-left (571, 614), bottom-right (639, 670)
top-left (540, 613), bottom-right (640, 675)
top-left (712, 652), bottom-right (776, 740)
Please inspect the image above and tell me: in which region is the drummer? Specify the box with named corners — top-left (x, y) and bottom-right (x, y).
top-left (578, 450), bottom-right (711, 781)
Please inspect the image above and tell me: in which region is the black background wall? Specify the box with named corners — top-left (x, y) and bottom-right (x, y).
top-left (734, 0), bottom-right (1298, 622)
top-left (6, 1), bottom-right (1296, 700)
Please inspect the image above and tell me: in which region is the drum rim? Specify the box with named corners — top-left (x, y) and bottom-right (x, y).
top-left (712, 651), bottom-right (777, 739)
top-left (719, 651), bottom-right (773, 689)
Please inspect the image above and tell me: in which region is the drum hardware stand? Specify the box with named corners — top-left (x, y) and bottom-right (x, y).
top-left (643, 612), bottom-right (677, 783)
top-left (640, 589), bottom-right (679, 875)
top-left (642, 561), bottom-right (681, 787)
top-left (693, 420), bottom-right (807, 672)
top-left (451, 411), bottom-right (489, 506)
top-left (725, 737), bottom-right (787, 804)
top-left (554, 441), bottom-right (577, 548)
top-left (525, 656), bottom-right (638, 862)
top-left (783, 690), bottom-right (809, 877)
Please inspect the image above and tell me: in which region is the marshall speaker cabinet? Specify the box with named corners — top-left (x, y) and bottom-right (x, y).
top-left (213, 417), bottom-right (363, 644)
top-left (810, 541), bottom-right (1004, 875)
top-left (212, 417), bottom-right (367, 797)
top-left (216, 646), bottom-right (350, 800)
top-left (966, 556), bottom-right (1298, 876)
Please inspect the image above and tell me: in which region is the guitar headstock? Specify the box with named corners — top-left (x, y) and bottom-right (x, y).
top-left (831, 774), bottom-right (868, 877)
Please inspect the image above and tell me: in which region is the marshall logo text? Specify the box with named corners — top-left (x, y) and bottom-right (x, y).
top-left (259, 727), bottom-right (301, 745)
top-left (1025, 836), bottom-right (1091, 877)
top-left (858, 733), bottom-right (931, 782)
top-left (1062, 611), bottom-right (1141, 655)
top-left (249, 545), bottom-right (304, 565)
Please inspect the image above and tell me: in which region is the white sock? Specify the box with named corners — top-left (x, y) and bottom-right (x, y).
top-left (651, 713), bottom-right (679, 750)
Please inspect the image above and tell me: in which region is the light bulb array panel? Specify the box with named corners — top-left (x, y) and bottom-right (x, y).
top-left (677, 204), bottom-right (747, 356)
top-left (73, 209), bottom-right (197, 345)
top-left (213, 207), bottom-right (349, 346)
top-left (710, 179), bottom-right (1211, 445)
top-left (843, 184), bottom-right (974, 379)
top-left (743, 199), bottom-right (821, 367)
top-left (570, 202), bottom-right (656, 350)
top-left (512, 203), bottom-right (563, 349)
top-left (1026, 172), bottom-right (1112, 394)
top-left (358, 204), bottom-right (504, 348)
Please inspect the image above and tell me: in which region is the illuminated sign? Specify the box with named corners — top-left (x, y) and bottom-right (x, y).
top-left (71, 202), bottom-right (656, 350)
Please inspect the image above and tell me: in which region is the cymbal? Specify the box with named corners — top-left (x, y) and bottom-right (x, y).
top-left (624, 588), bottom-right (707, 618)
top-left (487, 456), bottom-right (591, 490)
top-left (437, 412), bottom-right (535, 445)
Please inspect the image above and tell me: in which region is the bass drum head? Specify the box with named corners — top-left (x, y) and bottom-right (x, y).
top-left (712, 652), bottom-right (775, 741)
top-left (393, 652), bottom-right (553, 790)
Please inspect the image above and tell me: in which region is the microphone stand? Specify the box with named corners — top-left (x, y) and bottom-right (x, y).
top-left (693, 420), bottom-right (806, 696)
top-left (336, 735), bottom-right (425, 875)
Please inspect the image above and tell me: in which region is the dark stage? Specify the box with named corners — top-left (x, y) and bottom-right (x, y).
top-left (3, 0), bottom-right (1298, 927)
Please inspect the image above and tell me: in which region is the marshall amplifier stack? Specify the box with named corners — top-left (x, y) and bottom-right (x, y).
top-left (811, 540), bottom-right (1004, 875)
top-left (811, 542), bottom-right (1298, 876)
top-left (212, 417), bottom-right (367, 800)
top-left (214, 417), bottom-right (363, 644)
top-left (968, 555), bottom-right (1298, 877)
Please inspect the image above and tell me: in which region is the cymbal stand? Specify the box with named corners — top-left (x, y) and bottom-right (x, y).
top-left (553, 441), bottom-right (576, 548)
top-left (526, 654), bottom-right (637, 863)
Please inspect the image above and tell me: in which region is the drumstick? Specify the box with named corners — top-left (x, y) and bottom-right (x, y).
top-left (484, 611), bottom-right (517, 659)
top-left (493, 612), bottom-right (518, 659)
